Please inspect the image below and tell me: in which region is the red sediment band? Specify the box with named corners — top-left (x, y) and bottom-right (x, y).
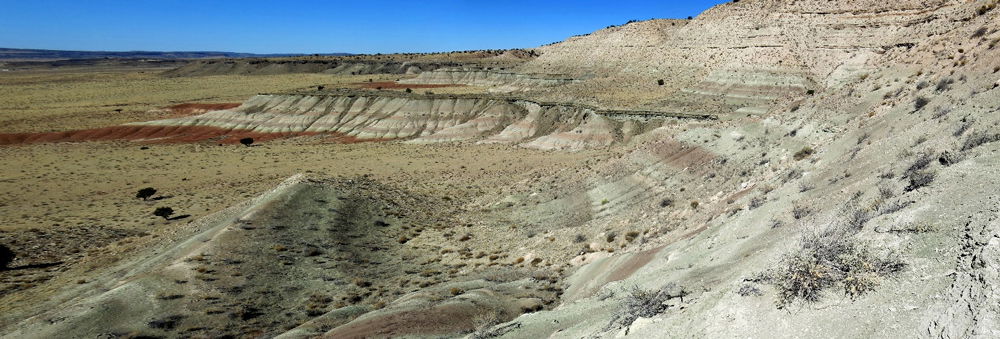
top-left (352, 81), bottom-right (464, 89)
top-left (0, 125), bottom-right (383, 146)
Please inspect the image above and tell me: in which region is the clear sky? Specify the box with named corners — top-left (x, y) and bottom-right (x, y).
top-left (0, 0), bottom-right (726, 54)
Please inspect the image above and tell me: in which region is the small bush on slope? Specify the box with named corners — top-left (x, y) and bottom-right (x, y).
top-left (903, 151), bottom-right (935, 178)
top-left (914, 97), bottom-right (929, 111)
top-left (0, 244), bottom-right (14, 269)
top-left (904, 171), bottom-right (936, 192)
top-left (960, 132), bottom-right (1000, 151)
top-left (793, 146), bottom-right (815, 161)
top-left (605, 284), bottom-right (687, 330)
top-left (765, 224), bottom-right (904, 309)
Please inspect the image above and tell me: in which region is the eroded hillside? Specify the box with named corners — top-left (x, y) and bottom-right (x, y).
top-left (1, 0), bottom-right (999, 338)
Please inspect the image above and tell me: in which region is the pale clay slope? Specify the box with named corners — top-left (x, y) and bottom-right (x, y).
top-left (134, 93), bottom-right (675, 151)
top-left (495, 0), bottom-right (1000, 337)
top-left (4, 0), bottom-right (1000, 337)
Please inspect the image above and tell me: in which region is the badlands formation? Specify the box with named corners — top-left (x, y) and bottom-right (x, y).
top-left (2, 0), bottom-right (1000, 338)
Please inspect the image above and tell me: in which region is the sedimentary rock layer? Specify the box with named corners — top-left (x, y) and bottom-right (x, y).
top-left (400, 67), bottom-right (580, 91)
top-left (2, 93), bottom-right (712, 150)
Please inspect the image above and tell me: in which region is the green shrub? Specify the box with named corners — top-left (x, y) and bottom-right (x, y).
top-left (136, 187), bottom-right (157, 201)
top-left (0, 244), bottom-right (14, 269)
top-left (154, 207), bottom-right (175, 220)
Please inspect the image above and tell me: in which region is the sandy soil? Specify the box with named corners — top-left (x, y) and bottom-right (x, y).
top-left (0, 66), bottom-right (602, 334)
top-left (0, 69), bottom-right (399, 133)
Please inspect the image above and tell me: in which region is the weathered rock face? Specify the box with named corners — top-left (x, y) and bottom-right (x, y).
top-left (520, 0), bottom-right (982, 114)
top-left (399, 67), bottom-right (580, 92)
top-left (140, 93), bottom-right (680, 151)
top-left (0, 92), bottom-right (708, 150)
top-left (171, 94), bottom-right (524, 141)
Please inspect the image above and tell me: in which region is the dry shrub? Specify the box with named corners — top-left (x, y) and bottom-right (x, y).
top-left (799, 183), bottom-right (815, 193)
top-left (888, 223), bottom-right (936, 233)
top-left (793, 146), bottom-right (815, 161)
top-left (903, 151), bottom-right (935, 178)
top-left (877, 200), bottom-right (912, 216)
top-left (766, 224), bottom-right (904, 308)
top-left (914, 97), bottom-right (929, 111)
top-left (605, 284), bottom-right (685, 330)
top-left (937, 151), bottom-right (964, 166)
top-left (792, 204), bottom-right (812, 220)
top-left (470, 308), bottom-right (505, 337)
top-left (625, 231), bottom-right (641, 242)
top-left (954, 120), bottom-right (974, 137)
top-left (737, 283), bottom-right (764, 297)
top-left (960, 132), bottom-right (1000, 151)
top-left (935, 78), bottom-right (954, 92)
top-left (904, 171), bottom-right (935, 192)
top-left (845, 207), bottom-right (872, 230)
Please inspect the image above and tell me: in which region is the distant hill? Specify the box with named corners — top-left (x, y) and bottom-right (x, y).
top-left (0, 48), bottom-right (353, 61)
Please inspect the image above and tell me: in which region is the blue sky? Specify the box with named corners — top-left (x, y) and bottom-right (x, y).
top-left (0, 1), bottom-right (726, 54)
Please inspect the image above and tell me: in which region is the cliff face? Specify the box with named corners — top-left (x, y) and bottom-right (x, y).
top-left (133, 93), bottom-right (689, 151)
top-left (520, 0), bottom-right (989, 113)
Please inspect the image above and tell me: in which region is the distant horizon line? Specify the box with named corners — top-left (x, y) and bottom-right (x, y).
top-left (0, 47), bottom-right (354, 56)
top-left (0, 46), bottom-right (552, 57)
top-left (0, 17), bottom-right (698, 57)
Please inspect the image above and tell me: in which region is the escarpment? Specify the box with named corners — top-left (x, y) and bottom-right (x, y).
top-left (1, 91), bottom-right (715, 150)
top-left (399, 67), bottom-right (582, 92)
